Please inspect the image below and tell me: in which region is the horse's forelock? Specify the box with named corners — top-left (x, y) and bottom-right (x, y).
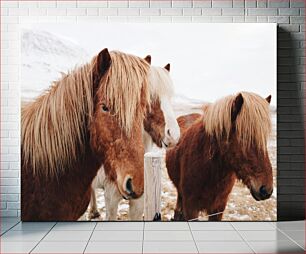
top-left (204, 92), bottom-right (272, 154)
top-left (99, 51), bottom-right (151, 136)
top-left (235, 92), bottom-right (272, 154)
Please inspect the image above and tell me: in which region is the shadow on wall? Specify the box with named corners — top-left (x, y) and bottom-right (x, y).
top-left (277, 27), bottom-right (305, 221)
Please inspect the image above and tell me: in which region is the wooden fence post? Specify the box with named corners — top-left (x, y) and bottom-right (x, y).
top-left (144, 151), bottom-right (163, 221)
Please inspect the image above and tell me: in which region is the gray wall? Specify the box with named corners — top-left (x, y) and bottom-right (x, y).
top-left (0, 0), bottom-right (305, 220)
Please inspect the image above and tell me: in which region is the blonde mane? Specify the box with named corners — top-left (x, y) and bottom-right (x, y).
top-left (22, 50), bottom-right (150, 176)
top-left (100, 51), bottom-right (150, 134)
top-left (149, 66), bottom-right (174, 100)
top-left (204, 92), bottom-right (272, 153)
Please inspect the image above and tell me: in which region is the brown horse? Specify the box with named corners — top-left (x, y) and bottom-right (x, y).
top-left (88, 63), bottom-right (180, 221)
top-left (21, 49), bottom-right (152, 221)
top-left (166, 92), bottom-right (273, 221)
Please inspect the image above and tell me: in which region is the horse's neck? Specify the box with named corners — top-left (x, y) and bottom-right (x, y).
top-left (69, 141), bottom-right (102, 188)
top-left (188, 121), bottom-right (234, 177)
top-left (202, 135), bottom-right (235, 179)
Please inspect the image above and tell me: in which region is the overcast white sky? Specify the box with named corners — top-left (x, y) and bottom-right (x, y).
top-left (23, 23), bottom-right (277, 106)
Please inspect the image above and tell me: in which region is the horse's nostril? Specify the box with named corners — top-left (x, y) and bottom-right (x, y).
top-left (167, 129), bottom-right (171, 136)
top-left (125, 178), bottom-right (133, 194)
top-left (259, 186), bottom-right (268, 197)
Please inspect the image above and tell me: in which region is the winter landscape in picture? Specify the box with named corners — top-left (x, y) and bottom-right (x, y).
top-left (21, 24), bottom-right (276, 221)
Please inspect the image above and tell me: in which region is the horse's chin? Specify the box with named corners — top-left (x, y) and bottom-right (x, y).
top-left (162, 138), bottom-right (178, 149)
top-left (248, 179), bottom-right (265, 201)
top-left (239, 177), bottom-right (261, 201)
top-left (250, 188), bottom-right (261, 201)
top-left (161, 139), bottom-right (169, 148)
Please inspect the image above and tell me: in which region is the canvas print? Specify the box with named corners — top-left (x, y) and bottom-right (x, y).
top-left (21, 24), bottom-right (276, 221)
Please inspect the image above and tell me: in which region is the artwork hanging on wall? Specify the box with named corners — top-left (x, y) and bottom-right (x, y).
top-left (21, 23), bottom-right (277, 221)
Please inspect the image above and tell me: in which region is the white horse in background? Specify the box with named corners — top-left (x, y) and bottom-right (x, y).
top-left (88, 63), bottom-right (180, 220)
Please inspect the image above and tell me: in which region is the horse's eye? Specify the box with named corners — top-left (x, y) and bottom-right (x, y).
top-left (102, 104), bottom-right (109, 112)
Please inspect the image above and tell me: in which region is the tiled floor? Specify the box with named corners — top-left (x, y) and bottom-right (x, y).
top-left (0, 218), bottom-right (304, 253)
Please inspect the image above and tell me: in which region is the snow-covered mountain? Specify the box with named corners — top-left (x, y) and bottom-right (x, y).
top-left (171, 93), bottom-right (207, 117)
top-left (21, 29), bottom-right (89, 101)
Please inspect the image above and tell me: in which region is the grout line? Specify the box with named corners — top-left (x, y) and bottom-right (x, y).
top-left (83, 222), bottom-right (97, 254)
top-left (269, 221), bottom-right (277, 229)
top-left (276, 227), bottom-right (305, 251)
top-left (29, 222), bottom-right (57, 254)
top-left (187, 222), bottom-right (200, 254)
top-left (229, 221), bottom-right (237, 231)
top-left (142, 221), bottom-right (145, 254)
top-left (0, 220), bottom-right (21, 236)
top-left (230, 222), bottom-right (256, 254)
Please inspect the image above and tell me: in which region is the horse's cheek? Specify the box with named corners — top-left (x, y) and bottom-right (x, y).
top-left (90, 114), bottom-right (112, 156)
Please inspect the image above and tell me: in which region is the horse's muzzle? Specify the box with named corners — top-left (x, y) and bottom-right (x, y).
top-left (122, 177), bottom-right (140, 200)
top-left (122, 192), bottom-right (138, 200)
top-left (251, 186), bottom-right (273, 201)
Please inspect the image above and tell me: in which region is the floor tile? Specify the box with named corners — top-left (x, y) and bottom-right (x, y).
top-left (249, 240), bottom-right (304, 253)
top-left (144, 230), bottom-right (193, 241)
top-left (85, 241), bottom-right (142, 253)
top-left (269, 221), bottom-right (277, 228)
top-left (95, 222), bottom-right (143, 231)
top-left (90, 230), bottom-right (143, 241)
top-left (32, 241), bottom-right (87, 253)
top-left (282, 230), bottom-right (305, 241)
top-left (276, 221), bottom-right (305, 231)
top-left (0, 241), bottom-right (37, 253)
top-left (295, 240), bottom-right (305, 250)
top-left (1, 221), bottom-right (20, 229)
top-left (1, 221), bottom-right (21, 234)
top-left (1, 224), bottom-right (16, 235)
top-left (231, 222), bottom-right (276, 231)
top-left (196, 241), bottom-right (253, 253)
top-left (42, 230), bottom-right (92, 242)
top-left (0, 230), bottom-right (47, 242)
top-left (145, 222), bottom-right (189, 231)
top-left (12, 222), bottom-right (55, 231)
top-left (192, 230), bottom-right (242, 241)
top-left (1, 229), bottom-right (7, 235)
top-left (189, 222), bottom-right (234, 231)
top-left (239, 230), bottom-right (290, 241)
top-left (282, 230), bottom-right (305, 249)
top-left (1, 217), bottom-right (21, 224)
top-left (52, 222), bottom-right (96, 231)
top-left (143, 241), bottom-right (198, 253)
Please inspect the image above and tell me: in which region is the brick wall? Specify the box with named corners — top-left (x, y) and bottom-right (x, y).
top-left (0, 0), bottom-right (304, 220)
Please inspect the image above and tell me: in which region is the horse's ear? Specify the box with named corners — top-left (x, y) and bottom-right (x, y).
top-left (144, 55), bottom-right (151, 65)
top-left (231, 93), bottom-right (244, 122)
top-left (96, 48), bottom-right (111, 76)
top-left (164, 63), bottom-right (170, 72)
top-left (265, 95), bottom-right (272, 104)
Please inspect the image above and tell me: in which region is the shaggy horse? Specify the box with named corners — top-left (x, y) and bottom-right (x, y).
top-left (166, 92), bottom-right (273, 221)
top-left (89, 63), bottom-right (180, 220)
top-left (21, 49), bottom-right (152, 221)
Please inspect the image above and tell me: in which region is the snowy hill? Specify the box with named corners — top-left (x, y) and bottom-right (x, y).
top-left (171, 93), bottom-right (207, 117)
top-left (21, 29), bottom-right (89, 101)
